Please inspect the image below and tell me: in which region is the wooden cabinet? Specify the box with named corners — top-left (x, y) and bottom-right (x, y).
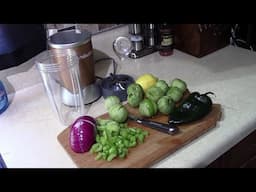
top-left (208, 130), bottom-right (256, 168)
top-left (173, 24), bottom-right (231, 58)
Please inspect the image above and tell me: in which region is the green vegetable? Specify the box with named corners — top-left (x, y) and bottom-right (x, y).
top-left (127, 83), bottom-right (144, 95)
top-left (108, 104), bottom-right (128, 123)
top-left (170, 78), bottom-right (187, 93)
top-left (145, 86), bottom-right (164, 102)
top-left (127, 83), bottom-right (144, 107)
top-left (166, 87), bottom-right (183, 102)
top-left (128, 94), bottom-right (141, 108)
top-left (155, 80), bottom-right (169, 94)
top-left (96, 118), bottom-right (112, 126)
top-left (157, 96), bottom-right (175, 115)
top-left (105, 121), bottom-right (120, 133)
top-left (90, 119), bottom-right (149, 161)
top-left (104, 96), bottom-right (120, 111)
top-left (169, 92), bottom-right (214, 124)
top-left (139, 98), bottom-right (157, 117)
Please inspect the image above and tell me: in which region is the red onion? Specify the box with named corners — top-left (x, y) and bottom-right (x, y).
top-left (69, 116), bottom-right (96, 153)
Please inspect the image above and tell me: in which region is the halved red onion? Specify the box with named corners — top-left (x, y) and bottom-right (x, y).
top-left (69, 116), bottom-right (96, 153)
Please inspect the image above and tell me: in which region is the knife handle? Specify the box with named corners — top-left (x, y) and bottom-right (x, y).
top-left (137, 119), bottom-right (179, 135)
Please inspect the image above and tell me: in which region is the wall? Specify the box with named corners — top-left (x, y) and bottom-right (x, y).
top-left (46, 24), bottom-right (122, 35)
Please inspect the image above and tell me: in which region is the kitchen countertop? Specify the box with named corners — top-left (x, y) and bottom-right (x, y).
top-left (1, 25), bottom-right (256, 168)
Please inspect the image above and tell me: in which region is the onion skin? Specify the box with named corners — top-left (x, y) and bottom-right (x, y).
top-left (69, 116), bottom-right (96, 153)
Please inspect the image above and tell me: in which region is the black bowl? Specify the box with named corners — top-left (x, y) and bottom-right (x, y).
top-left (100, 74), bottom-right (134, 102)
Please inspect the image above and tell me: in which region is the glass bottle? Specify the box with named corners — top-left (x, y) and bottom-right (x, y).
top-left (158, 23), bottom-right (174, 56)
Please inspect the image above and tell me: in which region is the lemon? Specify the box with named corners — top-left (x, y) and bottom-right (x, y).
top-left (135, 73), bottom-right (158, 92)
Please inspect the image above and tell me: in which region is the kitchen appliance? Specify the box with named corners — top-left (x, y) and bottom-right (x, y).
top-left (143, 24), bottom-right (158, 48)
top-left (128, 24), bottom-right (142, 35)
top-left (36, 49), bottom-right (85, 126)
top-left (95, 57), bottom-right (134, 102)
top-left (101, 73), bottom-right (134, 102)
top-left (128, 24), bottom-right (158, 59)
top-left (48, 29), bottom-right (101, 105)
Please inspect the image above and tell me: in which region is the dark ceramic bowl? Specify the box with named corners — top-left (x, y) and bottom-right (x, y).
top-left (100, 74), bottom-right (134, 102)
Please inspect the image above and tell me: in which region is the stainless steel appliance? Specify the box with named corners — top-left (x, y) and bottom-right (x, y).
top-left (48, 29), bottom-right (101, 105)
top-left (128, 24), bottom-right (158, 59)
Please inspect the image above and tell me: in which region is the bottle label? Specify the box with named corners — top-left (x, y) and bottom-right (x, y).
top-left (0, 82), bottom-right (8, 114)
top-left (161, 35), bottom-right (173, 46)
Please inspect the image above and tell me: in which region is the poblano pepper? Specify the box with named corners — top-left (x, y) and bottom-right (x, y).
top-left (168, 92), bottom-right (214, 124)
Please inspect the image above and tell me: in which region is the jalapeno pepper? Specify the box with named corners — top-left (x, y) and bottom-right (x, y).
top-left (168, 92), bottom-right (214, 124)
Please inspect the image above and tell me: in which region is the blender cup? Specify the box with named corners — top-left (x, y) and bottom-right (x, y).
top-left (36, 49), bottom-right (85, 126)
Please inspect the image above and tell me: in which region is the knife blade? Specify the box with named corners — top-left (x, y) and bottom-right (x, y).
top-left (128, 115), bottom-right (179, 135)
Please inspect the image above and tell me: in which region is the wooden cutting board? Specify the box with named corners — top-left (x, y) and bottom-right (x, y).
top-left (57, 103), bottom-right (222, 168)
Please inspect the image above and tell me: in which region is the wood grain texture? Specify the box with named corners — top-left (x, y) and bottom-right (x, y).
top-left (57, 104), bottom-right (222, 168)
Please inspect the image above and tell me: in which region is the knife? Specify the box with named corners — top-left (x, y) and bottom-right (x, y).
top-left (128, 115), bottom-right (179, 135)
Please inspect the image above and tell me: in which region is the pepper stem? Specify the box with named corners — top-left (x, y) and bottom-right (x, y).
top-left (203, 92), bottom-right (215, 97)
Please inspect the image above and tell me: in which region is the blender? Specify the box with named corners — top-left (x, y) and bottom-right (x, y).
top-left (48, 29), bottom-right (101, 105)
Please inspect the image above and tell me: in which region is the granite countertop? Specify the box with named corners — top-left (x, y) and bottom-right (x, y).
top-left (1, 25), bottom-right (256, 168)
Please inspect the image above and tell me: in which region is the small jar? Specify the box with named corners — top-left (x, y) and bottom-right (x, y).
top-left (0, 81), bottom-right (8, 115)
top-left (158, 23), bottom-right (174, 56)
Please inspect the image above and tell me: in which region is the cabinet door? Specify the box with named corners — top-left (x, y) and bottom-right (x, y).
top-left (208, 130), bottom-right (256, 168)
top-left (240, 153), bottom-right (256, 168)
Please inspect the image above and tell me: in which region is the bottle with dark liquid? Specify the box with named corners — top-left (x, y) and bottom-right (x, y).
top-left (158, 23), bottom-right (174, 56)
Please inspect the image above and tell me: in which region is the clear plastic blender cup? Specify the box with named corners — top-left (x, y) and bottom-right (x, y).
top-left (36, 49), bottom-right (85, 126)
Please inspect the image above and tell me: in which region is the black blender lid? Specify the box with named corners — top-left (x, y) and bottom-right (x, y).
top-left (101, 73), bottom-right (134, 102)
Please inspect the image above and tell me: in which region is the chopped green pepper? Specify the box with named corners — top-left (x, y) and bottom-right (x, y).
top-left (90, 119), bottom-right (149, 162)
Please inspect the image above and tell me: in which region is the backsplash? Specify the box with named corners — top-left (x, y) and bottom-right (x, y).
top-left (46, 24), bottom-right (122, 35)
